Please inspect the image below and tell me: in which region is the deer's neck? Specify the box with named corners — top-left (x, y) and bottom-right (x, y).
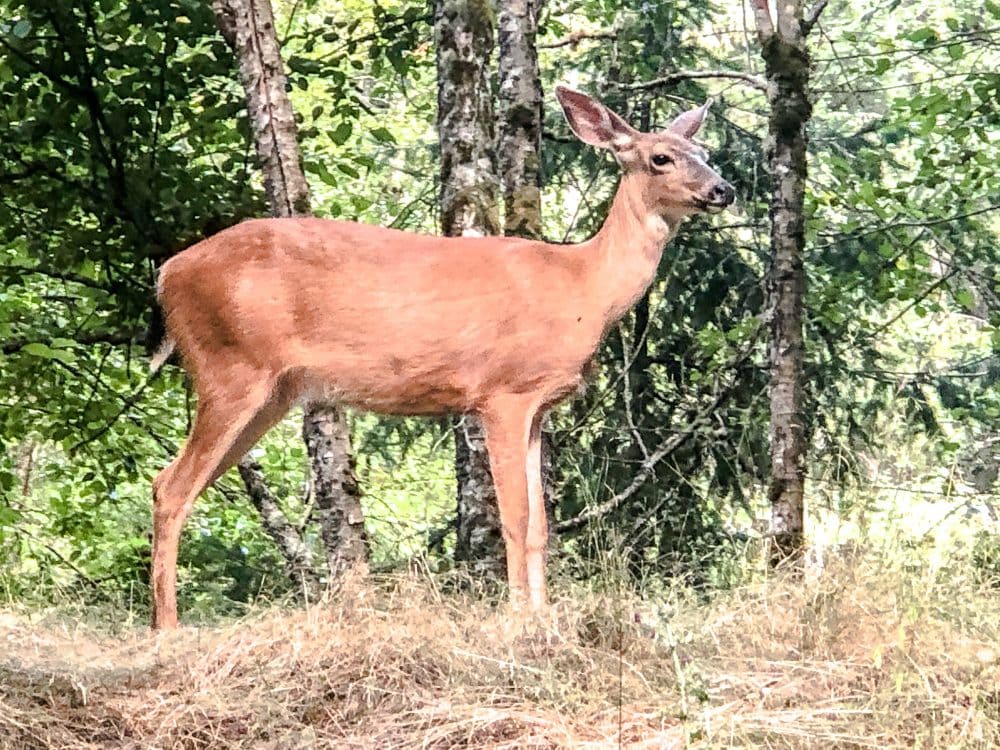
top-left (585, 175), bottom-right (681, 327)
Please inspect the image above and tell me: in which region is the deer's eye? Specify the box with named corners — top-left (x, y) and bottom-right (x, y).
top-left (651, 154), bottom-right (673, 167)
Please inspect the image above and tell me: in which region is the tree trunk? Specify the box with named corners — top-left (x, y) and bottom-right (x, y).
top-left (212, 0), bottom-right (368, 582)
top-left (752, 0), bottom-right (825, 565)
top-left (302, 406), bottom-right (367, 579)
top-left (497, 0), bottom-right (558, 546)
top-left (498, 0), bottom-right (543, 240)
top-left (434, 0), bottom-right (505, 576)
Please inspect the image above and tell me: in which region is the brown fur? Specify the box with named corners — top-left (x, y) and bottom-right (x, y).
top-left (149, 87), bottom-right (734, 628)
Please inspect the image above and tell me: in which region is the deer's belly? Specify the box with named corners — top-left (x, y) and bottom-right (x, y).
top-left (292, 348), bottom-right (592, 417)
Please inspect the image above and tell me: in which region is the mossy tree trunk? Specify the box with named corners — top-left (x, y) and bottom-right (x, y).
top-left (751, 0), bottom-right (827, 565)
top-left (212, 0), bottom-right (368, 587)
top-left (434, 0), bottom-right (505, 577)
top-left (498, 0), bottom-right (543, 241)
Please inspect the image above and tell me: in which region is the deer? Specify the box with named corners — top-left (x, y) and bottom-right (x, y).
top-left (148, 86), bottom-right (735, 629)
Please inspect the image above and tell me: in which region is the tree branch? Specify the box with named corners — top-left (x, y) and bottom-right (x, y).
top-left (1, 329), bottom-right (142, 356)
top-left (18, 7), bottom-right (164, 247)
top-left (318, 13), bottom-right (432, 61)
top-left (865, 269), bottom-right (959, 339)
top-left (815, 203), bottom-right (1000, 245)
top-left (14, 525), bottom-right (102, 590)
top-left (555, 345), bottom-right (756, 534)
top-left (68, 371), bottom-right (157, 452)
top-left (620, 69), bottom-right (767, 92)
top-left (237, 458), bottom-right (320, 595)
top-left (802, 0), bottom-right (831, 36)
top-left (556, 401), bottom-right (716, 533)
top-left (0, 36), bottom-right (86, 97)
top-left (540, 30), bottom-right (617, 49)
top-left (1, 265), bottom-right (114, 292)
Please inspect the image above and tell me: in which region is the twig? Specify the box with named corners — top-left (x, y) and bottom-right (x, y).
top-left (540, 30), bottom-right (617, 49)
top-left (619, 69), bottom-right (767, 93)
top-left (14, 525), bottom-right (101, 589)
top-left (556, 340), bottom-right (758, 534)
top-left (1, 329), bottom-right (142, 356)
top-left (802, 0), bottom-right (831, 36)
top-left (814, 203), bottom-right (1000, 246)
top-left (69, 369), bottom-right (158, 452)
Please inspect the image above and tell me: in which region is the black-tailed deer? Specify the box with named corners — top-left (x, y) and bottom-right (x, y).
top-left (149, 86), bottom-right (734, 628)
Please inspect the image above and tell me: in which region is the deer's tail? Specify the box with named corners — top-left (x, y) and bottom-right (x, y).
top-left (149, 336), bottom-right (176, 373)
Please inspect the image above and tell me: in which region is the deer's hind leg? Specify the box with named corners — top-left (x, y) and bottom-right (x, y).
top-left (151, 371), bottom-right (296, 629)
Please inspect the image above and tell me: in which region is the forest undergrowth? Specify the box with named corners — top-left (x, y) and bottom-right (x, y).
top-left (1, 546), bottom-right (998, 749)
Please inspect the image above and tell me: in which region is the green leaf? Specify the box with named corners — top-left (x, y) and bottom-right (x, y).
top-left (21, 342), bottom-right (55, 358)
top-left (337, 162), bottom-right (360, 179)
top-left (955, 289), bottom-right (975, 310)
top-left (22, 340), bottom-right (76, 363)
top-left (905, 27), bottom-right (936, 43)
top-left (388, 48), bottom-right (408, 75)
top-left (330, 121), bottom-right (352, 146)
top-left (11, 19), bottom-right (31, 38)
top-left (310, 162), bottom-right (337, 187)
top-left (370, 127), bottom-right (395, 143)
top-left (0, 503), bottom-right (22, 526)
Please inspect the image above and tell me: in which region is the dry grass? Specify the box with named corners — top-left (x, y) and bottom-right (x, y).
top-left (1, 556), bottom-right (998, 749)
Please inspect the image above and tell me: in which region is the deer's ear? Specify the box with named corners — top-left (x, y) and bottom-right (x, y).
top-left (555, 85), bottom-right (637, 151)
top-left (668, 99), bottom-right (713, 139)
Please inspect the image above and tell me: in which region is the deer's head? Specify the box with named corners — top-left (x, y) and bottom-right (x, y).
top-left (555, 86), bottom-right (735, 221)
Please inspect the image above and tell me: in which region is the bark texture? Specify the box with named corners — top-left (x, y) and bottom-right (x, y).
top-left (434, 0), bottom-right (505, 576)
top-left (213, 0), bottom-right (309, 217)
top-left (436, 0), bottom-right (502, 238)
top-left (302, 407), bottom-right (367, 579)
top-left (497, 0), bottom-right (543, 239)
top-left (753, 0), bottom-right (821, 564)
top-left (213, 0), bottom-right (368, 580)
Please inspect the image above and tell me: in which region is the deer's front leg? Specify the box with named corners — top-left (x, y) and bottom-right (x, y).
top-left (524, 413), bottom-right (548, 610)
top-left (481, 398), bottom-right (539, 608)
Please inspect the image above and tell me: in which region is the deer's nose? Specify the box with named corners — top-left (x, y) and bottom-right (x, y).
top-left (709, 181), bottom-right (735, 206)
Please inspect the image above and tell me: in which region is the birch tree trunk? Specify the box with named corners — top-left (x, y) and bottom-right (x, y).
top-left (212, 0), bottom-right (368, 584)
top-left (751, 0), bottom-right (826, 565)
top-left (434, 0), bottom-right (505, 577)
top-left (496, 0), bottom-right (558, 544)
top-left (498, 0), bottom-right (543, 240)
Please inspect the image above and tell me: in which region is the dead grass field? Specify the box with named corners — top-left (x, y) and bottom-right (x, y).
top-left (1, 555), bottom-right (998, 749)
